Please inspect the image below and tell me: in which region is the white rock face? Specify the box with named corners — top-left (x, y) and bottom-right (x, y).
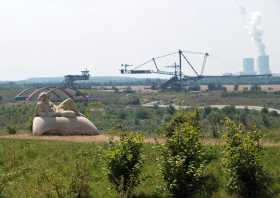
top-left (33, 116), bottom-right (98, 136)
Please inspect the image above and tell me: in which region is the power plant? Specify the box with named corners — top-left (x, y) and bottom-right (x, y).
top-left (242, 55), bottom-right (271, 75)
top-left (242, 58), bottom-right (256, 75)
top-left (257, 55), bottom-right (270, 75)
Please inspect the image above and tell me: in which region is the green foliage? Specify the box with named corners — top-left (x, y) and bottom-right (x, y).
top-left (0, 141), bottom-right (30, 197)
top-left (0, 139), bottom-right (280, 197)
top-left (128, 96), bottom-right (141, 106)
top-left (199, 106), bottom-right (280, 138)
top-left (166, 105), bottom-right (176, 115)
top-left (161, 112), bottom-right (211, 198)
top-left (0, 169), bottom-right (27, 197)
top-left (6, 126), bottom-right (17, 135)
top-left (222, 119), bottom-right (272, 198)
top-left (69, 150), bottom-right (93, 198)
top-left (207, 111), bottom-right (224, 138)
top-left (37, 170), bottom-right (71, 198)
top-left (162, 111), bottom-right (200, 137)
top-left (135, 108), bottom-right (151, 120)
top-left (0, 104), bottom-right (35, 132)
top-left (36, 149), bottom-right (94, 198)
top-left (107, 134), bottom-right (144, 198)
top-left (261, 107), bottom-right (269, 114)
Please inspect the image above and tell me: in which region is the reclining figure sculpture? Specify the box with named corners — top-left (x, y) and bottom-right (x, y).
top-left (32, 92), bottom-right (98, 135)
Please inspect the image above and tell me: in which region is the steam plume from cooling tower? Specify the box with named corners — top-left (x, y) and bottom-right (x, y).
top-left (248, 12), bottom-right (266, 55)
top-left (237, 1), bottom-right (267, 56)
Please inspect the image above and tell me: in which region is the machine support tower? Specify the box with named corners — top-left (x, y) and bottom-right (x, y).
top-left (179, 49), bottom-right (182, 81)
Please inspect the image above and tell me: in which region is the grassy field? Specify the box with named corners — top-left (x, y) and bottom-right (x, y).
top-left (1, 88), bottom-right (280, 197)
top-left (0, 139), bottom-right (280, 198)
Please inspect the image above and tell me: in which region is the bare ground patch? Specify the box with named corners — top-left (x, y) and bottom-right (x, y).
top-left (0, 134), bottom-right (279, 147)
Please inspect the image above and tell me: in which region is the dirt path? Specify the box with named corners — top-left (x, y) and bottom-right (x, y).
top-left (0, 134), bottom-right (164, 144)
top-left (0, 134), bottom-right (118, 143)
top-left (1, 134), bottom-right (280, 147)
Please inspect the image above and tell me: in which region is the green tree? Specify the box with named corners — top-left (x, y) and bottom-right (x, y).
top-left (261, 107), bottom-right (269, 114)
top-left (167, 105), bottom-right (176, 115)
top-left (223, 119), bottom-right (272, 198)
top-left (162, 113), bottom-right (211, 198)
top-left (162, 111), bottom-right (200, 137)
top-left (107, 133), bottom-right (144, 198)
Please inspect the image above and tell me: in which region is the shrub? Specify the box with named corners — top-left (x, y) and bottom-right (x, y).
top-left (202, 106), bottom-right (212, 118)
top-left (262, 114), bottom-right (271, 128)
top-left (162, 111), bottom-right (200, 137)
top-left (107, 133), bottom-right (144, 198)
top-left (135, 108), bottom-right (151, 120)
top-left (28, 116), bottom-right (33, 132)
top-left (167, 105), bottom-right (176, 115)
top-left (207, 111), bottom-right (224, 138)
top-left (6, 126), bottom-right (17, 135)
top-left (161, 113), bottom-right (210, 198)
top-left (222, 119), bottom-right (272, 198)
top-left (261, 107), bottom-right (269, 114)
top-left (128, 96), bottom-right (140, 105)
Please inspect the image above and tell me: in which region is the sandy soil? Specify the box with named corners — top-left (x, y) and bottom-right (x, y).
top-left (0, 134), bottom-right (279, 147)
top-left (0, 134), bottom-right (115, 143)
top-left (0, 134), bottom-right (164, 144)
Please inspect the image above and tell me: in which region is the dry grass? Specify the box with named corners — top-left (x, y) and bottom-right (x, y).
top-left (1, 134), bottom-right (279, 147)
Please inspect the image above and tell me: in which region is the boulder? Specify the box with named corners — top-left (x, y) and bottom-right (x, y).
top-left (32, 116), bottom-right (98, 136)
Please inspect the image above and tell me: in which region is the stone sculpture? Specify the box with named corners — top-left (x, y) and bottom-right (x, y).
top-left (32, 92), bottom-right (98, 135)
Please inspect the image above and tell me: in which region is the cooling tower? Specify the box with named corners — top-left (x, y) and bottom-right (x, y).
top-left (257, 55), bottom-right (271, 75)
top-left (242, 58), bottom-right (256, 75)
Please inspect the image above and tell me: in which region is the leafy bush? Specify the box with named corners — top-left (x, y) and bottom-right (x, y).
top-left (162, 110), bottom-right (200, 137)
top-left (6, 126), bottom-right (17, 135)
top-left (167, 105), bottom-right (176, 115)
top-left (261, 107), bottom-right (269, 114)
top-left (207, 111), bottom-right (224, 138)
top-left (161, 112), bottom-right (211, 198)
top-left (128, 96), bottom-right (140, 105)
top-left (107, 133), bottom-right (144, 198)
top-left (222, 119), bottom-right (272, 198)
top-left (135, 108), bottom-right (151, 120)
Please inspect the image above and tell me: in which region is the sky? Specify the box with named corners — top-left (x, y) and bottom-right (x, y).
top-left (0, 0), bottom-right (279, 80)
